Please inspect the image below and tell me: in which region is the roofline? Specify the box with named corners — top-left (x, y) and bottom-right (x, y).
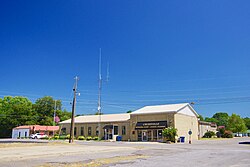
top-left (176, 103), bottom-right (199, 117)
top-left (59, 120), bottom-right (130, 124)
top-left (130, 111), bottom-right (176, 115)
top-left (131, 103), bottom-right (199, 117)
top-left (59, 113), bottom-right (130, 124)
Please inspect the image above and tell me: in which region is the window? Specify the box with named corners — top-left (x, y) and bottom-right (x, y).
top-left (158, 130), bottom-right (163, 140)
top-left (88, 127), bottom-right (92, 136)
top-left (114, 126), bottom-right (118, 135)
top-left (153, 130), bottom-right (157, 140)
top-left (122, 126), bottom-right (126, 135)
top-left (74, 127), bottom-right (77, 136)
top-left (96, 126), bottom-right (99, 136)
top-left (18, 132), bottom-right (21, 137)
top-left (61, 127), bottom-right (66, 135)
top-left (25, 132), bottom-right (27, 137)
top-left (80, 127), bottom-right (84, 136)
top-left (138, 131), bottom-right (142, 141)
top-left (148, 130), bottom-right (152, 141)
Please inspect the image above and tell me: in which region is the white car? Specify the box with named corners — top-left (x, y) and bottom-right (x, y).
top-left (30, 133), bottom-right (48, 139)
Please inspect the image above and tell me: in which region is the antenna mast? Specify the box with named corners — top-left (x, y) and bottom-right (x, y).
top-left (106, 61), bottom-right (109, 82)
top-left (97, 48), bottom-right (102, 140)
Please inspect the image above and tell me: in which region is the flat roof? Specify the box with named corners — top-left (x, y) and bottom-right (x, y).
top-left (13, 125), bottom-right (59, 131)
top-left (60, 113), bottom-right (130, 124)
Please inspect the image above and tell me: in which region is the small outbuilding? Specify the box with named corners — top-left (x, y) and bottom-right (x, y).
top-left (12, 125), bottom-right (59, 139)
top-left (198, 121), bottom-right (217, 138)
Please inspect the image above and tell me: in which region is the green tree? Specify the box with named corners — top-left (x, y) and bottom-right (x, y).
top-left (33, 96), bottom-right (62, 125)
top-left (126, 110), bottom-right (133, 113)
top-left (198, 114), bottom-right (204, 121)
top-left (227, 113), bottom-right (247, 134)
top-left (163, 127), bottom-right (178, 142)
top-left (204, 117), bottom-right (218, 124)
top-left (58, 109), bottom-right (71, 122)
top-left (243, 117), bottom-right (250, 129)
top-left (212, 112), bottom-right (229, 127)
top-left (0, 96), bottom-right (35, 138)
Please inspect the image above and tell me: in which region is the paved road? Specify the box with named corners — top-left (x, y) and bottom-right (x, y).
top-left (0, 137), bottom-right (249, 167)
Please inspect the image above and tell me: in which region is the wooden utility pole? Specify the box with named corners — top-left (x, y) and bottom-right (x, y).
top-left (69, 76), bottom-right (79, 143)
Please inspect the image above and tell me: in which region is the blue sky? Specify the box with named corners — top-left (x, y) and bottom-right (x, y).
top-left (0, 0), bottom-right (250, 118)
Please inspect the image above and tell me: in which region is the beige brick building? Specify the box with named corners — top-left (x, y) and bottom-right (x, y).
top-left (198, 121), bottom-right (217, 138)
top-left (60, 103), bottom-right (199, 143)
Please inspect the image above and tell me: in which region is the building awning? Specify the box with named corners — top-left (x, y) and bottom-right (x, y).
top-left (103, 125), bottom-right (113, 129)
top-left (135, 121), bottom-right (167, 130)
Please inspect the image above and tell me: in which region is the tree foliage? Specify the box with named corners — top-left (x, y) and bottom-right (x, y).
top-left (204, 112), bottom-right (230, 127)
top-left (163, 127), bottom-right (178, 142)
top-left (243, 117), bottom-right (250, 129)
top-left (203, 131), bottom-right (215, 138)
top-left (227, 113), bottom-right (247, 133)
top-left (33, 96), bottom-right (60, 125)
top-left (0, 96), bottom-right (71, 138)
top-left (203, 112), bottom-right (247, 135)
top-left (222, 130), bottom-right (233, 138)
top-left (204, 117), bottom-right (218, 124)
top-left (212, 112), bottom-right (229, 127)
top-left (198, 114), bottom-right (204, 121)
top-left (0, 96), bottom-right (35, 138)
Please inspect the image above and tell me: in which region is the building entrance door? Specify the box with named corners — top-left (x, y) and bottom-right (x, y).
top-left (142, 130), bottom-right (147, 141)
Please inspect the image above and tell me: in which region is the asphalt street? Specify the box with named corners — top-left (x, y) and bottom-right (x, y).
top-left (0, 137), bottom-right (249, 167)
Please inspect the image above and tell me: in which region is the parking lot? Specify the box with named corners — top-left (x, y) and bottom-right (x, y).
top-left (0, 137), bottom-right (249, 167)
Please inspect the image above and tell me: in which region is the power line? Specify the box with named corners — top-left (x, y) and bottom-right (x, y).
top-left (1, 83), bottom-right (250, 98)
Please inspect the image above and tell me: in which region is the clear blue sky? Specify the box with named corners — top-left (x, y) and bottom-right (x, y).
top-left (0, 1), bottom-right (250, 118)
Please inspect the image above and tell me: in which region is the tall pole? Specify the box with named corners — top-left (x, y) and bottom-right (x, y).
top-left (98, 48), bottom-right (102, 140)
top-left (69, 76), bottom-right (79, 143)
top-left (53, 100), bottom-right (56, 136)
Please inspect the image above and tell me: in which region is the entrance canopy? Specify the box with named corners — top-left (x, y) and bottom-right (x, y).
top-left (103, 125), bottom-right (113, 129)
top-left (135, 121), bottom-right (167, 130)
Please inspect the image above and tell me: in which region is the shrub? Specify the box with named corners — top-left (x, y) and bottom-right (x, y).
top-left (219, 127), bottom-right (225, 135)
top-left (66, 134), bottom-right (70, 139)
top-left (222, 130), bottom-right (233, 138)
top-left (41, 137), bottom-right (49, 140)
top-left (77, 136), bottom-right (85, 140)
top-left (216, 127), bottom-right (226, 138)
top-left (203, 131), bottom-right (216, 138)
top-left (59, 135), bottom-right (67, 140)
top-left (54, 135), bottom-right (59, 140)
top-left (163, 127), bottom-right (178, 142)
top-left (86, 136), bottom-right (92, 140)
top-left (93, 136), bottom-right (99, 140)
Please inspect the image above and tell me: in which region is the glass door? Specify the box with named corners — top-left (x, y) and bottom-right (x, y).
top-left (142, 130), bottom-right (147, 141)
top-left (153, 130), bottom-right (157, 141)
top-left (157, 130), bottom-right (163, 141)
top-left (148, 130), bottom-right (152, 141)
top-left (138, 130), bottom-right (142, 141)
